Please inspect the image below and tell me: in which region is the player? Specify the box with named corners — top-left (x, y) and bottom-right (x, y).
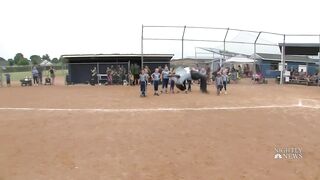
top-left (151, 68), bottom-right (161, 96)
top-left (215, 72), bottom-right (223, 95)
top-left (139, 69), bottom-right (148, 97)
top-left (161, 66), bottom-right (170, 93)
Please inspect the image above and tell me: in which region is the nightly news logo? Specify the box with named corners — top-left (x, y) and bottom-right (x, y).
top-left (274, 147), bottom-right (303, 159)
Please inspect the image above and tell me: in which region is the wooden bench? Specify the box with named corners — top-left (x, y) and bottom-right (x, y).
top-left (289, 79), bottom-right (309, 85)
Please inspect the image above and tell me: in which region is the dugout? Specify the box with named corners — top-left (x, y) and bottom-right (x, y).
top-left (255, 53), bottom-right (319, 78)
top-left (61, 54), bottom-right (173, 84)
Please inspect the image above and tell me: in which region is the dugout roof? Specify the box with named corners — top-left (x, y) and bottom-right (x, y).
top-left (61, 54), bottom-right (174, 63)
top-left (255, 53), bottom-right (317, 63)
top-left (279, 43), bottom-right (320, 56)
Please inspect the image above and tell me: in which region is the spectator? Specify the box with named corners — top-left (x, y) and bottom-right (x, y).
top-left (5, 73), bottom-right (10, 87)
top-left (299, 69), bottom-right (306, 78)
top-left (90, 67), bottom-right (97, 85)
top-left (37, 65), bottom-right (43, 85)
top-left (158, 65), bottom-right (163, 74)
top-left (206, 65), bottom-right (211, 83)
top-left (238, 65), bottom-right (242, 77)
top-left (32, 66), bottom-right (39, 86)
top-left (131, 63), bottom-right (140, 85)
top-left (128, 72), bottom-right (134, 86)
top-left (49, 66), bottom-right (56, 85)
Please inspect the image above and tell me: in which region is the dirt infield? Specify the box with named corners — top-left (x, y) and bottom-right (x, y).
top-left (0, 78), bottom-right (319, 180)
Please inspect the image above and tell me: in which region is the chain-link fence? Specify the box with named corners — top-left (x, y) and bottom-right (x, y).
top-left (142, 25), bottom-right (320, 85)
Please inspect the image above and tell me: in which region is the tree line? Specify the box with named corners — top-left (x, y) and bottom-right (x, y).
top-left (0, 53), bottom-right (62, 66)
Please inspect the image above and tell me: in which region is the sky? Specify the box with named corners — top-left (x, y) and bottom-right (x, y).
top-left (0, 0), bottom-right (319, 60)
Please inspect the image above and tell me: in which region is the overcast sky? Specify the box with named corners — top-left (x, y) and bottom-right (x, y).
top-left (0, 0), bottom-right (319, 59)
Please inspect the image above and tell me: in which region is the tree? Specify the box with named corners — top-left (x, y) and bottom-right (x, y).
top-left (51, 57), bottom-right (59, 64)
top-left (13, 53), bottom-right (30, 65)
top-left (14, 53), bottom-right (24, 65)
top-left (17, 58), bottom-right (30, 65)
top-left (30, 55), bottom-right (42, 65)
top-left (8, 59), bottom-right (14, 66)
top-left (42, 54), bottom-right (51, 61)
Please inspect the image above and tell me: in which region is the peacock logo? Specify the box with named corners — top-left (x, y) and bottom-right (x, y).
top-left (274, 153), bottom-right (282, 159)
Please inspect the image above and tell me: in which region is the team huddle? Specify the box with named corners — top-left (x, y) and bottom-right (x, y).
top-left (138, 65), bottom-right (229, 97)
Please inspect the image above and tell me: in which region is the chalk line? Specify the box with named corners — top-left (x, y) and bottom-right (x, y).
top-left (0, 105), bottom-right (316, 112)
top-left (0, 100), bottom-right (319, 113)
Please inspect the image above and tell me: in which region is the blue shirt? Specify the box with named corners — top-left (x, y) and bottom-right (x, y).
top-left (32, 68), bottom-right (39, 77)
top-left (5, 74), bottom-right (10, 80)
top-left (222, 74), bottom-right (228, 82)
top-left (139, 74), bottom-right (148, 82)
top-left (162, 70), bottom-right (169, 79)
top-left (215, 76), bottom-right (223, 86)
top-left (152, 72), bottom-right (160, 81)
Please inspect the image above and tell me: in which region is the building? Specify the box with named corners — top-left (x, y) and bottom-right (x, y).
top-left (255, 53), bottom-right (319, 78)
top-left (61, 54), bottom-right (173, 84)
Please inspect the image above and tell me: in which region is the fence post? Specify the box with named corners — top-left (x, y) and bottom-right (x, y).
top-left (182, 26), bottom-right (186, 60)
top-left (141, 25), bottom-right (144, 68)
top-left (222, 28), bottom-right (229, 67)
top-left (253, 32), bottom-right (261, 73)
top-left (280, 35), bottom-right (286, 85)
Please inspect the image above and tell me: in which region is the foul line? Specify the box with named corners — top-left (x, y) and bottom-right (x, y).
top-left (0, 104), bottom-right (319, 113)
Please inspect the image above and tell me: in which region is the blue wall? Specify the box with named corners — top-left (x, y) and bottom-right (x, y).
top-left (308, 64), bottom-right (318, 75)
top-left (259, 60), bottom-right (280, 78)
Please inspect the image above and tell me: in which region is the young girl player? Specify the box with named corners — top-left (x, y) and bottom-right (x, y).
top-left (139, 69), bottom-right (148, 97)
top-left (151, 68), bottom-right (161, 96)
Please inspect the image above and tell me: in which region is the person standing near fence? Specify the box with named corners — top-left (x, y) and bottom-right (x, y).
top-left (37, 65), bottom-right (43, 85)
top-left (151, 68), bottom-right (160, 96)
top-left (32, 66), bottom-right (39, 86)
top-left (5, 73), bottom-right (10, 87)
top-left (49, 66), bottom-right (56, 85)
top-left (131, 63), bottom-right (139, 86)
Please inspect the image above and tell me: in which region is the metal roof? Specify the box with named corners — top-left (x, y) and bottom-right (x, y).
top-left (256, 53), bottom-right (317, 63)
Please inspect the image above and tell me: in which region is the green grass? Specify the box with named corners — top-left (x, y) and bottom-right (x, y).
top-left (1, 70), bottom-right (67, 81)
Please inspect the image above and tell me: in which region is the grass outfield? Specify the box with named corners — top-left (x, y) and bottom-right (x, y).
top-left (1, 70), bottom-right (67, 82)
